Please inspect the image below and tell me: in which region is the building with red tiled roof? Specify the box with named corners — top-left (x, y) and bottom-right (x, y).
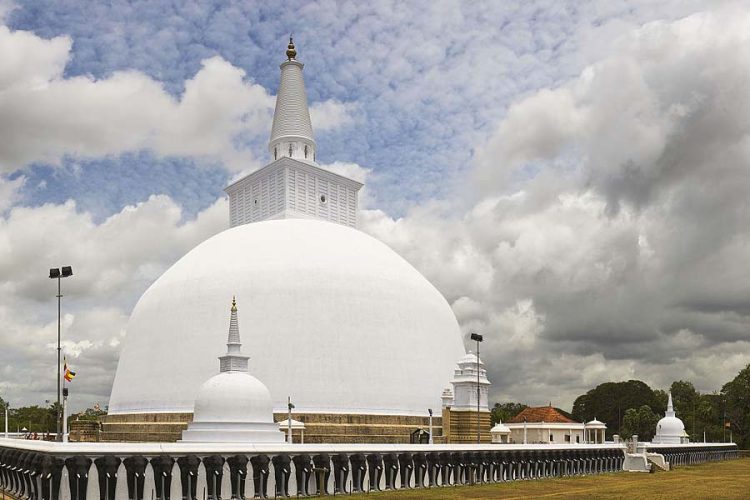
top-left (507, 405), bottom-right (576, 424)
top-left (504, 404), bottom-right (607, 444)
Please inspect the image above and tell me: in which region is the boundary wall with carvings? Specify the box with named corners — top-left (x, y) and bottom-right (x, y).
top-left (0, 440), bottom-right (738, 499)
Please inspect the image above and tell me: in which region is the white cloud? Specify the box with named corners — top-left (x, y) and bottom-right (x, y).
top-left (0, 26), bottom-right (355, 174)
top-left (0, 1), bottom-right (15, 23)
top-left (0, 194), bottom-right (227, 408)
top-left (4, 5), bottom-right (750, 413)
top-left (360, 7), bottom-right (750, 407)
top-left (0, 174), bottom-right (24, 211)
top-left (310, 100), bottom-right (357, 131)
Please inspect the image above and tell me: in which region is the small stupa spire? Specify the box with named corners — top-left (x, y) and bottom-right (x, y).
top-left (666, 391), bottom-right (675, 417)
top-left (219, 297), bottom-right (249, 372)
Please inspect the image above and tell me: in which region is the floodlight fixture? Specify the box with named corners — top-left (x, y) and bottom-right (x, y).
top-left (49, 268), bottom-right (60, 278)
top-left (61, 266), bottom-right (73, 277)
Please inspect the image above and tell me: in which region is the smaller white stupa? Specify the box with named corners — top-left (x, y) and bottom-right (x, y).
top-left (652, 392), bottom-right (688, 444)
top-left (181, 298), bottom-right (284, 443)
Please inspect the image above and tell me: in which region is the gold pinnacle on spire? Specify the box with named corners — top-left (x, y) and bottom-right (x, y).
top-left (231, 296), bottom-right (237, 312)
top-left (286, 35), bottom-right (297, 60)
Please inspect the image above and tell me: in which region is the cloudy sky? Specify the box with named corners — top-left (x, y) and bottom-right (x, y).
top-left (2, 0), bottom-right (750, 412)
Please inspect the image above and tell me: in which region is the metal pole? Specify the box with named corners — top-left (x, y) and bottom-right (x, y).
top-left (57, 275), bottom-right (62, 441)
top-left (288, 396), bottom-right (293, 443)
top-left (62, 389), bottom-right (68, 442)
top-left (476, 339), bottom-right (480, 444)
top-left (4, 403), bottom-right (7, 438)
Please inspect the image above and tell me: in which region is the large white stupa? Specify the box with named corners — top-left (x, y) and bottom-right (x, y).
top-left (108, 39), bottom-right (466, 422)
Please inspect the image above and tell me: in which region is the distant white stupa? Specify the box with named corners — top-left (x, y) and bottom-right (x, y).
top-left (652, 392), bottom-right (688, 444)
top-left (181, 298), bottom-right (284, 443)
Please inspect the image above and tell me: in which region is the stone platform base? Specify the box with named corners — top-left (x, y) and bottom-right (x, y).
top-left (442, 408), bottom-right (492, 443)
top-left (91, 412), bottom-right (443, 444)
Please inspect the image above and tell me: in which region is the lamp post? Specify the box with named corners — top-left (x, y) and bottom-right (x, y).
top-left (428, 408), bottom-right (433, 445)
top-left (470, 332), bottom-right (483, 444)
top-left (49, 265), bottom-right (73, 441)
top-left (4, 400), bottom-right (8, 438)
top-left (287, 396), bottom-right (294, 443)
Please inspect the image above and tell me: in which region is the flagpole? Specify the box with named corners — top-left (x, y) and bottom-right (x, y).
top-left (62, 377), bottom-right (68, 443)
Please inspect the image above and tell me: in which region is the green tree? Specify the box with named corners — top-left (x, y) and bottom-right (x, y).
top-left (571, 380), bottom-right (662, 438)
top-left (490, 402), bottom-right (527, 425)
top-left (620, 405), bottom-right (660, 441)
top-left (653, 389), bottom-right (668, 412)
top-left (670, 380), bottom-right (699, 439)
top-left (721, 363), bottom-right (750, 449)
top-left (72, 406), bottom-right (108, 422)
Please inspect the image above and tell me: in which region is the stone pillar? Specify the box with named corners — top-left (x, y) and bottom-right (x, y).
top-left (438, 452), bottom-right (451, 485)
top-left (348, 454), bottom-right (366, 493)
top-left (397, 452), bottom-right (413, 489)
top-left (291, 454), bottom-right (311, 497)
top-left (40, 454), bottom-right (65, 500)
top-left (13, 451), bottom-right (26, 497)
top-left (331, 453), bottom-right (349, 495)
top-left (150, 455), bottom-right (175, 500)
top-left (249, 455), bottom-right (270, 499)
top-left (449, 452), bottom-right (464, 485)
top-left (94, 456), bottom-right (122, 500)
top-left (203, 455), bottom-right (225, 500)
top-left (226, 455), bottom-right (249, 500)
top-left (411, 453), bottom-right (426, 488)
top-left (311, 454), bottom-right (329, 496)
top-left (65, 456), bottom-right (93, 500)
top-left (30, 453), bottom-right (44, 500)
top-left (270, 455), bottom-right (290, 498)
top-left (21, 452), bottom-right (35, 499)
top-left (176, 455), bottom-right (200, 500)
top-left (365, 454), bottom-right (382, 492)
top-left (123, 456), bottom-right (148, 500)
top-left (425, 453), bottom-right (439, 487)
top-left (382, 454), bottom-right (398, 490)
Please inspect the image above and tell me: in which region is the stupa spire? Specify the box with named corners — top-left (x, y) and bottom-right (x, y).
top-left (269, 36), bottom-right (316, 163)
top-left (219, 297), bottom-right (249, 372)
top-left (286, 35), bottom-right (297, 60)
top-left (666, 391), bottom-right (675, 417)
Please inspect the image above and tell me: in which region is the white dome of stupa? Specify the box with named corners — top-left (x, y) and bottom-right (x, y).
top-left (182, 299), bottom-right (283, 443)
top-left (193, 372), bottom-right (273, 423)
top-left (653, 392), bottom-right (687, 444)
top-left (110, 218), bottom-right (466, 416)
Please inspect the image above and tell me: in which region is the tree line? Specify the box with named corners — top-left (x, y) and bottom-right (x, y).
top-left (491, 362), bottom-right (750, 448)
top-left (0, 397), bottom-right (106, 436)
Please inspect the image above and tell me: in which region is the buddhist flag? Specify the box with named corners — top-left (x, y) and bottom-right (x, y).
top-left (63, 357), bottom-right (76, 382)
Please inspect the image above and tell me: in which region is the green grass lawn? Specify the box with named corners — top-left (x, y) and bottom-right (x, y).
top-left (367, 457), bottom-right (750, 499)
